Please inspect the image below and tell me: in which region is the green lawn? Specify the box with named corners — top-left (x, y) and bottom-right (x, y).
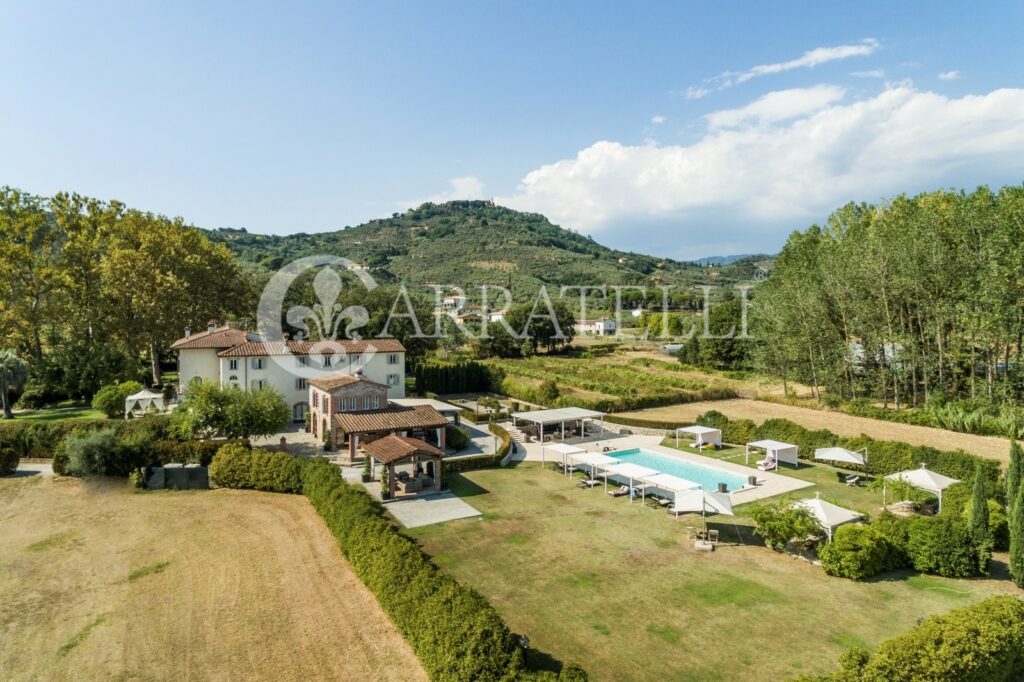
top-left (12, 407), bottom-right (106, 422)
top-left (408, 463), bottom-right (1017, 681)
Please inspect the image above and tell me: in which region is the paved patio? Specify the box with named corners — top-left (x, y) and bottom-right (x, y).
top-left (375, 490), bottom-right (482, 528)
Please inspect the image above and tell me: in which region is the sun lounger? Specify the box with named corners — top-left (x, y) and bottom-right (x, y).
top-left (607, 485), bottom-right (629, 497)
top-left (845, 475), bottom-right (861, 486)
top-left (757, 458), bottom-right (776, 471)
top-left (577, 478), bottom-right (600, 488)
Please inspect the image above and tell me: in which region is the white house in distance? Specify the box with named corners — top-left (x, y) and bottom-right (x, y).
top-left (574, 317), bottom-right (617, 337)
top-left (171, 321), bottom-right (406, 423)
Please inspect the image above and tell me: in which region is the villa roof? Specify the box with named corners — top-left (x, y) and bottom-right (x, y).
top-left (308, 372), bottom-right (388, 391)
top-left (171, 325), bottom-right (251, 350)
top-left (362, 435), bottom-right (445, 465)
top-left (217, 338), bottom-right (405, 357)
top-left (333, 404), bottom-right (448, 434)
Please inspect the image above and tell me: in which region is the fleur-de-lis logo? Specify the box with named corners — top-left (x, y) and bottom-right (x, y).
top-left (286, 267), bottom-right (369, 342)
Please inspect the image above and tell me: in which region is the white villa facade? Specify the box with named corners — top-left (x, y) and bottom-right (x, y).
top-left (574, 317), bottom-right (617, 336)
top-left (172, 322), bottom-right (406, 423)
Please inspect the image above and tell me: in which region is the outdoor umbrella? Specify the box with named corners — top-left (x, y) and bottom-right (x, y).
top-left (673, 488), bottom-right (734, 535)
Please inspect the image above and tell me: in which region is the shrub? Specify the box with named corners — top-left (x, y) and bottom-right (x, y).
top-left (301, 458), bottom-right (530, 680)
top-left (446, 424), bottom-right (471, 450)
top-left (749, 502), bottom-right (819, 552)
top-left (0, 447), bottom-right (18, 475)
top-left (152, 438), bottom-right (242, 467)
top-left (816, 596), bottom-right (1024, 681)
top-left (59, 428), bottom-right (121, 476)
top-left (171, 382), bottom-right (289, 440)
top-left (91, 380), bottom-right (144, 418)
top-left (905, 515), bottom-right (982, 578)
top-left (818, 524), bottom-right (908, 580)
top-left (209, 443), bottom-right (302, 493)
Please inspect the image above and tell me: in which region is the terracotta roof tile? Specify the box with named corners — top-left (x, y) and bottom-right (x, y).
top-left (309, 372), bottom-right (388, 391)
top-left (217, 339), bottom-right (405, 357)
top-left (171, 325), bottom-right (251, 350)
top-left (362, 434), bottom-right (445, 464)
top-left (333, 404), bottom-right (447, 434)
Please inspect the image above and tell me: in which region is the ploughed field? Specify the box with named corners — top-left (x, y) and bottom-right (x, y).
top-left (0, 475), bottom-right (425, 681)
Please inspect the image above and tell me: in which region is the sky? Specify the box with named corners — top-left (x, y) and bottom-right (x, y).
top-left (2, 1), bottom-right (1024, 259)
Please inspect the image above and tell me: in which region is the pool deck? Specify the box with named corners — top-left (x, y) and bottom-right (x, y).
top-left (513, 431), bottom-right (811, 505)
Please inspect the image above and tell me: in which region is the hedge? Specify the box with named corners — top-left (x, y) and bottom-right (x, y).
top-left (0, 415), bottom-right (171, 460)
top-left (415, 361), bottom-right (493, 394)
top-left (0, 447), bottom-right (19, 476)
top-left (818, 524), bottom-right (907, 580)
top-left (209, 443), bottom-right (302, 493)
top-left (443, 423), bottom-right (513, 474)
top-left (301, 458), bottom-right (530, 680)
top-left (693, 411), bottom-right (1001, 489)
top-left (804, 596), bottom-right (1024, 681)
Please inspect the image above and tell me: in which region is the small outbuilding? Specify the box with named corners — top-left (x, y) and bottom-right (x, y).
top-left (793, 493), bottom-right (865, 542)
top-left (124, 388), bottom-right (166, 418)
top-left (362, 434), bottom-right (446, 499)
top-left (745, 439), bottom-right (799, 469)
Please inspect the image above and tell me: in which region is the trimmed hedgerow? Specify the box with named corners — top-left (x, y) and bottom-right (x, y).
top-left (0, 415), bottom-right (171, 460)
top-left (300, 458), bottom-right (530, 681)
top-left (818, 524), bottom-right (908, 580)
top-left (802, 596), bottom-right (1024, 682)
top-left (208, 443), bottom-right (302, 493)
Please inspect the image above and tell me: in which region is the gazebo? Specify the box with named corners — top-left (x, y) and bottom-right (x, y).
top-left (884, 464), bottom-right (960, 512)
top-left (814, 447), bottom-right (867, 468)
top-left (675, 425), bottom-right (722, 449)
top-left (362, 434), bottom-right (446, 499)
top-left (793, 493), bottom-right (865, 542)
top-left (745, 439), bottom-right (799, 469)
top-left (124, 388), bottom-right (165, 418)
top-left (641, 472), bottom-right (700, 500)
top-left (510, 407), bottom-right (606, 443)
top-left (543, 442), bottom-right (586, 468)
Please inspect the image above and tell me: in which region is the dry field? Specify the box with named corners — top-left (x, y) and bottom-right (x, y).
top-left (0, 475), bottom-right (424, 682)
top-left (617, 398), bottom-right (1012, 463)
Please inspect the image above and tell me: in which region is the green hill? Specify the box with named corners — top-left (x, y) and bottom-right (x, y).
top-left (206, 200), bottom-right (769, 296)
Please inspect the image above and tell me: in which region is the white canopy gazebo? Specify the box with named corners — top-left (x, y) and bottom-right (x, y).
top-left (511, 407), bottom-right (606, 443)
top-left (793, 493), bottom-right (865, 541)
top-left (675, 426), bottom-right (722, 448)
top-left (745, 439), bottom-right (799, 469)
top-left (814, 447), bottom-right (867, 467)
top-left (568, 452), bottom-right (620, 480)
top-left (641, 472), bottom-right (700, 498)
top-left (125, 388), bottom-right (165, 418)
top-left (543, 442), bottom-right (586, 467)
top-left (601, 462), bottom-right (659, 503)
top-left (884, 464), bottom-right (961, 512)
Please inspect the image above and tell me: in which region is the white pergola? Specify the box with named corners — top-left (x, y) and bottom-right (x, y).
top-left (793, 493), bottom-right (865, 542)
top-left (567, 451), bottom-right (620, 480)
top-left (125, 388), bottom-right (165, 418)
top-left (641, 472), bottom-right (700, 498)
top-left (884, 464), bottom-right (961, 512)
top-left (669, 488), bottom-right (735, 534)
top-left (600, 462), bottom-right (659, 504)
top-left (675, 425), bottom-right (722, 448)
top-left (814, 447), bottom-right (867, 467)
top-left (511, 407), bottom-right (606, 443)
top-left (745, 439), bottom-right (799, 469)
top-left (543, 442), bottom-right (586, 467)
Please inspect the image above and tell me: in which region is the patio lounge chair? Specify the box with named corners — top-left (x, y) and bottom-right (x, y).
top-left (577, 478), bottom-right (600, 489)
top-left (756, 456), bottom-right (776, 471)
top-left (845, 475), bottom-right (861, 486)
top-left (607, 485), bottom-right (629, 497)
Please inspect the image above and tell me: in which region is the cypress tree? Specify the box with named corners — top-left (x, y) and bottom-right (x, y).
top-left (1011, 483), bottom-right (1024, 588)
top-left (1008, 439), bottom-right (1022, 511)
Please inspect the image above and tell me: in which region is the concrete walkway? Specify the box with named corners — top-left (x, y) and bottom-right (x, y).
top-left (378, 491), bottom-right (481, 529)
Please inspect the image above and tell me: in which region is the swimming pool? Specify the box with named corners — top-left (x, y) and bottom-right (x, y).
top-left (609, 448), bottom-right (749, 492)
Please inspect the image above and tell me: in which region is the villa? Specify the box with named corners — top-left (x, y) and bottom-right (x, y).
top-left (171, 321), bottom-right (407, 423)
top-left (574, 317), bottom-right (617, 336)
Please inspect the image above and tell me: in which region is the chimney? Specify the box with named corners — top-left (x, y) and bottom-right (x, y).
top-left (282, 332), bottom-right (290, 340)
top-left (184, 326), bottom-right (192, 338)
top-left (207, 319), bottom-right (217, 333)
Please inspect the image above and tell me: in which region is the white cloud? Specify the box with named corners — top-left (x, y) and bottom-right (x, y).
top-left (851, 69), bottom-right (886, 78)
top-left (687, 38), bottom-right (880, 98)
top-left (497, 86), bottom-right (1024, 235)
top-left (405, 176), bottom-right (485, 207)
top-left (650, 115), bottom-right (667, 125)
top-left (705, 85), bottom-right (845, 130)
top-left (939, 70), bottom-right (961, 80)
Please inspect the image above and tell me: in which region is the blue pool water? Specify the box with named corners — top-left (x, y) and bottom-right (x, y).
top-left (610, 448), bottom-right (748, 492)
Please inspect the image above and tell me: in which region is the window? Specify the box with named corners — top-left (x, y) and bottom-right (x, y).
top-left (371, 395), bottom-right (380, 409)
top-left (250, 379), bottom-right (265, 390)
top-left (251, 358), bottom-right (264, 370)
top-left (296, 356), bottom-right (308, 367)
top-left (387, 353), bottom-right (400, 365)
top-left (323, 355), bottom-right (332, 368)
top-left (292, 402), bottom-right (308, 423)
top-left (296, 378), bottom-right (308, 390)
top-left (228, 359), bottom-right (238, 371)
top-left (387, 373), bottom-right (400, 387)
top-left (347, 397), bottom-right (356, 411)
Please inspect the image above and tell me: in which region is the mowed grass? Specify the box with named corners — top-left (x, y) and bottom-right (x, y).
top-left (0, 476), bottom-right (426, 681)
top-left (13, 406), bottom-right (106, 422)
top-left (407, 464), bottom-right (1018, 682)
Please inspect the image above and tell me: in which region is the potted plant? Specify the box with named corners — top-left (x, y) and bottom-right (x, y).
top-left (380, 467), bottom-right (390, 500)
top-left (361, 456), bottom-right (371, 483)
top-left (323, 429), bottom-right (333, 452)
top-left (304, 411), bottom-right (311, 433)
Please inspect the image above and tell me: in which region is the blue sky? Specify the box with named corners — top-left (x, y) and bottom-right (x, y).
top-left (3, 1), bottom-right (1023, 258)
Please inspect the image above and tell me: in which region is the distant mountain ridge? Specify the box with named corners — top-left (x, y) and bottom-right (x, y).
top-left (691, 254), bottom-right (767, 266)
top-left (205, 201), bottom-right (770, 293)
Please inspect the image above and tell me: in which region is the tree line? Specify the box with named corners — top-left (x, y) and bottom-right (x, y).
top-left (752, 185), bottom-right (1024, 408)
